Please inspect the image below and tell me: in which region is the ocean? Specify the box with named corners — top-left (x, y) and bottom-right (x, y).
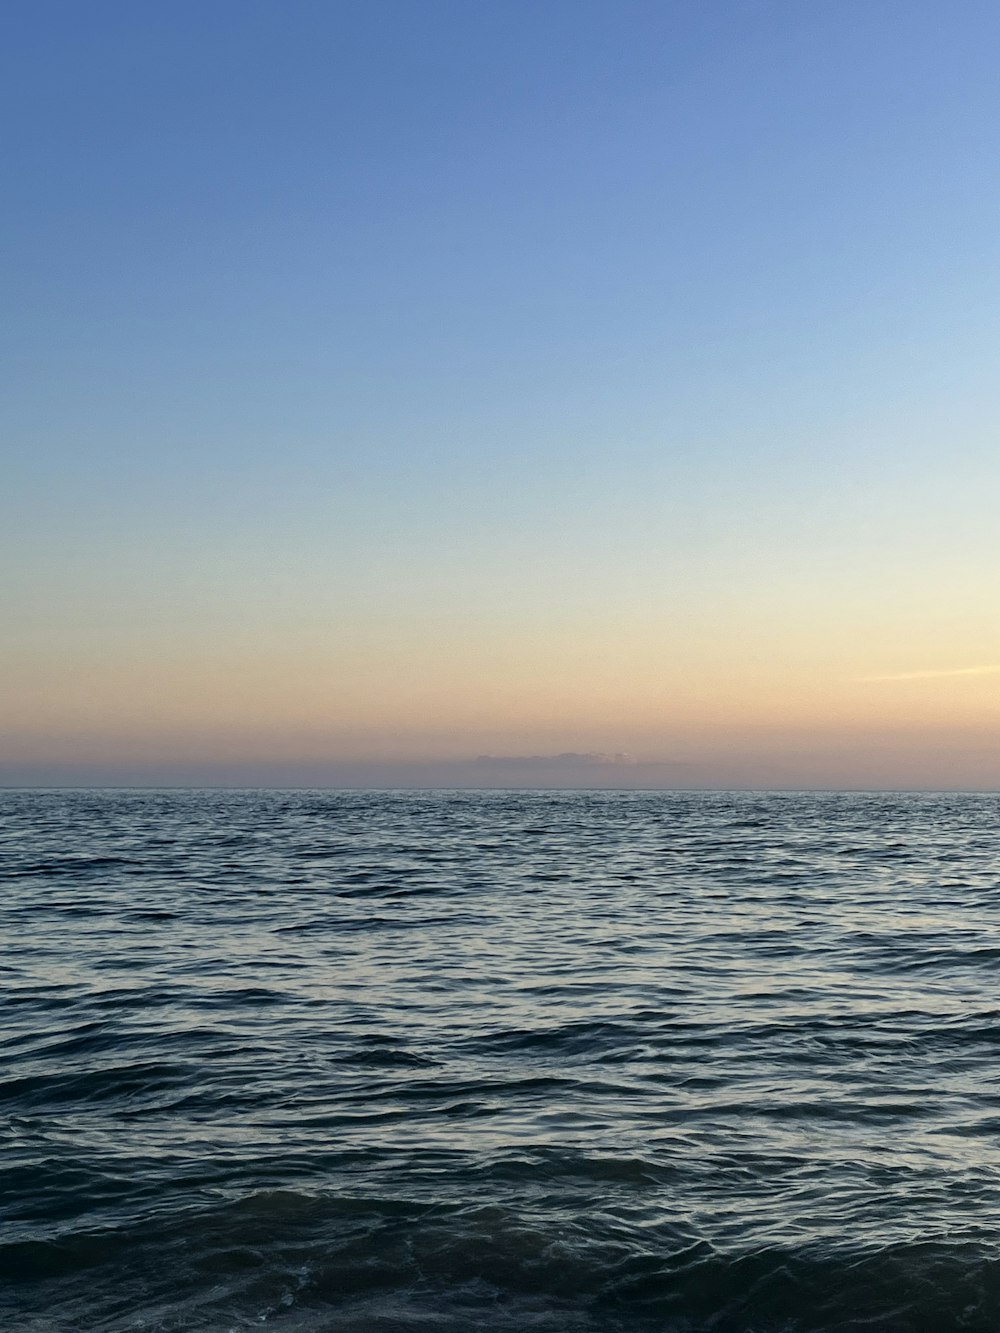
top-left (3, 789), bottom-right (1000, 1332)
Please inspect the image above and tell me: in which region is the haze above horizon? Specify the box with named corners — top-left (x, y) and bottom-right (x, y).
top-left (3, 0), bottom-right (999, 790)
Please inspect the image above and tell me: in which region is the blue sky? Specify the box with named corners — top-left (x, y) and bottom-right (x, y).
top-left (3, 1), bottom-right (1000, 786)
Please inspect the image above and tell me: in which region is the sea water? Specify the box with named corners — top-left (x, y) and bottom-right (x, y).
top-left (3, 789), bottom-right (1000, 1331)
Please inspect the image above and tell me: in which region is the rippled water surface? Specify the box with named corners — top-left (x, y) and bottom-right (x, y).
top-left (4, 789), bottom-right (1000, 1332)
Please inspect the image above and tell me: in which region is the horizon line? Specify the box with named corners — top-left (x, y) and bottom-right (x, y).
top-left (3, 784), bottom-right (999, 795)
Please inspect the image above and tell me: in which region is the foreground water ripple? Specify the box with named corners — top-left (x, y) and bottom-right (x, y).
top-left (3, 789), bottom-right (1000, 1331)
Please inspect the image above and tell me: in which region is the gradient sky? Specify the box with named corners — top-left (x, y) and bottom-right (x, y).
top-left (3, 0), bottom-right (1000, 788)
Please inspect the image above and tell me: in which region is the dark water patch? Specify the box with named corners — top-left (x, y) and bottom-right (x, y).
top-left (0, 1059), bottom-right (199, 1110)
top-left (334, 1048), bottom-right (441, 1070)
top-left (466, 1019), bottom-right (648, 1057)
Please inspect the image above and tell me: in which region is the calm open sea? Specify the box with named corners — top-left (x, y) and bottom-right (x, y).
top-left (3, 789), bottom-right (1000, 1332)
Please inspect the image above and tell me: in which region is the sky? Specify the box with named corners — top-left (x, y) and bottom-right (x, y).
top-left (2, 0), bottom-right (999, 789)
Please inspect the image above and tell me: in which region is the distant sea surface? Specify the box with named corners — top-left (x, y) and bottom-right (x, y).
top-left (4, 790), bottom-right (1000, 1332)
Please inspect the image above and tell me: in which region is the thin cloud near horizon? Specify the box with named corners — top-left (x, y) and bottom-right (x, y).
top-left (856, 665), bottom-right (1000, 683)
top-left (473, 752), bottom-right (636, 766)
